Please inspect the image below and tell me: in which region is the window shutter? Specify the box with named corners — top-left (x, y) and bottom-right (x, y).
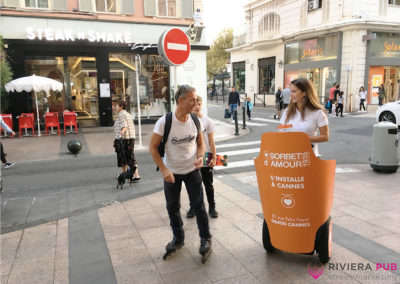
top-left (182, 0), bottom-right (193, 18)
top-left (52, 0), bottom-right (67, 10)
top-left (79, 0), bottom-right (93, 12)
top-left (4, 0), bottom-right (20, 7)
top-left (121, 0), bottom-right (134, 14)
top-left (144, 0), bottom-right (156, 16)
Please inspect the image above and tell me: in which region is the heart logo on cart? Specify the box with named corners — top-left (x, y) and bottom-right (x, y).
top-left (281, 194), bottom-right (295, 208)
top-left (308, 264), bottom-right (324, 279)
top-left (283, 199), bottom-right (292, 206)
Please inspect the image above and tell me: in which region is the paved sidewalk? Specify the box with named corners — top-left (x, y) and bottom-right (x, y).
top-left (2, 164), bottom-right (399, 284)
top-left (1, 119), bottom-right (248, 164)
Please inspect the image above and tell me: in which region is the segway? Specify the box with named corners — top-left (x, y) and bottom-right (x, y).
top-left (255, 132), bottom-right (335, 264)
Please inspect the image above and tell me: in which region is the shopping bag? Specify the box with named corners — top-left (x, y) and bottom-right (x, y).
top-left (224, 108), bottom-right (231, 119)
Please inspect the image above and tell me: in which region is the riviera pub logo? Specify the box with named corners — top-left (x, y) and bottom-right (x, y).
top-left (308, 262), bottom-right (399, 280)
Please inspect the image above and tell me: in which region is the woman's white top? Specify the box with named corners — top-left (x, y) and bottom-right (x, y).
top-left (279, 108), bottom-right (328, 156)
top-left (359, 91), bottom-right (367, 100)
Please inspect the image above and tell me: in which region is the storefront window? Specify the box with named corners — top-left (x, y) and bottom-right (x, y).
top-left (258, 57), bottom-right (275, 94)
top-left (369, 33), bottom-right (400, 58)
top-left (284, 67), bottom-right (335, 103)
top-left (285, 34), bottom-right (338, 64)
top-left (25, 56), bottom-right (65, 119)
top-left (232, 62), bottom-right (245, 93)
top-left (109, 53), bottom-right (170, 118)
top-left (68, 57), bottom-right (99, 121)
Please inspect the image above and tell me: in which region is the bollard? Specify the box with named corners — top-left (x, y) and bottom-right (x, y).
top-left (234, 110), bottom-right (239, 136)
top-left (254, 93), bottom-right (256, 107)
top-left (242, 105), bottom-right (246, 129)
top-left (263, 93), bottom-right (266, 107)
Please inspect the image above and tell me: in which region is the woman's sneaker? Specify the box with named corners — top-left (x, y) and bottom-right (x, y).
top-left (209, 207), bottom-right (218, 218)
top-left (4, 162), bottom-right (15, 169)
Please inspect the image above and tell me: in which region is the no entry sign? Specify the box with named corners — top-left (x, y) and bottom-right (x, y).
top-left (158, 28), bottom-right (191, 66)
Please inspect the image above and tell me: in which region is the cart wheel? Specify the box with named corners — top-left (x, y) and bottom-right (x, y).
top-left (317, 218), bottom-right (331, 264)
top-left (262, 220), bottom-right (275, 253)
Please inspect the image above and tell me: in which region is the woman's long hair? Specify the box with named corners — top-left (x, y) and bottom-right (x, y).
top-left (359, 86), bottom-right (365, 92)
top-left (285, 78), bottom-right (324, 124)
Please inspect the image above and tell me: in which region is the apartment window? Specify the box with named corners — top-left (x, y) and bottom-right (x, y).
top-left (308, 0), bottom-right (322, 11)
top-left (258, 13), bottom-right (280, 35)
top-left (157, 0), bottom-right (176, 17)
top-left (25, 0), bottom-right (49, 8)
top-left (96, 0), bottom-right (116, 12)
top-left (144, 0), bottom-right (181, 17)
top-left (389, 0), bottom-right (400, 5)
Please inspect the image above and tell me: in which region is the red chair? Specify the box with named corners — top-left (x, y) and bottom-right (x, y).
top-left (44, 112), bottom-right (60, 135)
top-left (63, 111), bottom-right (78, 135)
top-left (18, 113), bottom-right (35, 137)
top-left (0, 114), bottom-right (13, 137)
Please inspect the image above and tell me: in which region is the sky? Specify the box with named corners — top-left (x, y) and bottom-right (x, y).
top-left (202, 0), bottom-right (248, 44)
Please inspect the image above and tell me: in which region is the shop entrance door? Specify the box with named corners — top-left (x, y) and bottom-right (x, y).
top-left (68, 57), bottom-right (99, 126)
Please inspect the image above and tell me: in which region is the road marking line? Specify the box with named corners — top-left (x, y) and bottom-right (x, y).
top-left (217, 140), bottom-right (261, 149)
top-left (215, 159), bottom-right (254, 170)
top-left (228, 120), bottom-right (265, 126)
top-left (219, 148), bottom-right (259, 156)
top-left (252, 117), bottom-right (281, 124)
top-left (167, 43), bottom-right (187, 51)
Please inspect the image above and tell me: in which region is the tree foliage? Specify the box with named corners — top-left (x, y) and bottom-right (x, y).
top-left (207, 29), bottom-right (233, 79)
top-left (0, 36), bottom-right (13, 112)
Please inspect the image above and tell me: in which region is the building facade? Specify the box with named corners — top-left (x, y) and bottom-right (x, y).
top-left (230, 0), bottom-right (400, 110)
top-left (0, 0), bottom-right (206, 127)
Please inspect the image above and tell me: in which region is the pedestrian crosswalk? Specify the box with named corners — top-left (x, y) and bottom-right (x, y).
top-left (215, 139), bottom-right (259, 172)
top-left (226, 116), bottom-right (281, 127)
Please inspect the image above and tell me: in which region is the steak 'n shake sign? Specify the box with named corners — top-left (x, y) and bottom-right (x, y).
top-left (26, 27), bottom-right (133, 43)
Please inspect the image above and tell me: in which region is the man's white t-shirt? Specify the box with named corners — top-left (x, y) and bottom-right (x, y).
top-left (154, 113), bottom-right (203, 175)
top-left (200, 115), bottom-right (215, 153)
top-left (279, 108), bottom-right (328, 156)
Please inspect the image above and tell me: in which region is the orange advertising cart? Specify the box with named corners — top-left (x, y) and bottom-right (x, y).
top-left (254, 132), bottom-right (336, 263)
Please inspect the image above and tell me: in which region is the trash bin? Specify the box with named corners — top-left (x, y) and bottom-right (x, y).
top-left (369, 122), bottom-right (399, 173)
top-left (255, 132), bottom-right (336, 264)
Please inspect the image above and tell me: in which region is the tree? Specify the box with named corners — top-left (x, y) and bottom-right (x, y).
top-left (207, 29), bottom-right (233, 80)
top-left (0, 36), bottom-right (13, 112)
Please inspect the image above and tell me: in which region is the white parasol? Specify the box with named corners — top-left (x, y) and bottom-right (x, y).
top-left (5, 74), bottom-right (63, 136)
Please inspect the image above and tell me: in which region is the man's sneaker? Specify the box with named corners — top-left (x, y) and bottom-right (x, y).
top-left (166, 237), bottom-right (184, 251)
top-left (4, 162), bottom-right (15, 169)
top-left (186, 208), bottom-right (195, 218)
top-left (209, 208), bottom-right (218, 218)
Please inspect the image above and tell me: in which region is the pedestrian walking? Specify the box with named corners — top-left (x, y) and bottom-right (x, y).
top-left (0, 115), bottom-right (16, 169)
top-left (378, 84), bottom-right (386, 106)
top-left (149, 85), bottom-right (212, 262)
top-left (245, 97), bottom-right (253, 120)
top-left (274, 87), bottom-right (282, 119)
top-left (328, 83), bottom-right (337, 114)
top-left (336, 91), bottom-right (344, 117)
top-left (359, 86), bottom-right (367, 111)
top-left (281, 86), bottom-right (291, 109)
top-left (228, 87), bottom-right (240, 120)
top-left (186, 96), bottom-right (218, 219)
top-left (112, 99), bottom-right (140, 189)
top-left (279, 78), bottom-right (329, 157)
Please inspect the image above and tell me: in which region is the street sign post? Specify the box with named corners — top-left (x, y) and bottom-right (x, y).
top-left (158, 28), bottom-right (191, 113)
top-left (158, 28), bottom-right (191, 66)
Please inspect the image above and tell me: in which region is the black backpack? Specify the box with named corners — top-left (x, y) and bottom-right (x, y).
top-left (157, 112), bottom-right (201, 170)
